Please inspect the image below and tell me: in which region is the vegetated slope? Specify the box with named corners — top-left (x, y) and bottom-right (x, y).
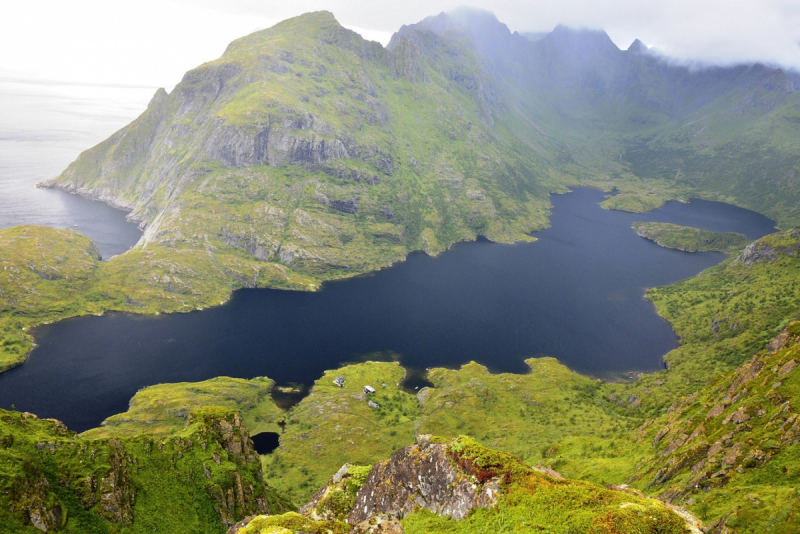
top-left (631, 324), bottom-right (800, 533)
top-left (0, 226), bottom-right (101, 372)
top-left (403, 9), bottom-right (800, 224)
top-left (0, 366), bottom-right (697, 533)
top-left (0, 407), bottom-right (288, 533)
top-left (81, 376), bottom-right (285, 439)
top-left (645, 228), bottom-right (800, 379)
top-left (94, 360), bottom-right (645, 508)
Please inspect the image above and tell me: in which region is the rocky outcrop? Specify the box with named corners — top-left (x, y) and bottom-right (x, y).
top-left (733, 228), bottom-right (800, 266)
top-left (187, 410), bottom-right (273, 526)
top-left (734, 240), bottom-right (780, 265)
top-left (95, 439), bottom-right (136, 524)
top-left (9, 474), bottom-right (65, 532)
top-left (347, 435), bottom-right (502, 523)
top-left (632, 324), bottom-right (800, 511)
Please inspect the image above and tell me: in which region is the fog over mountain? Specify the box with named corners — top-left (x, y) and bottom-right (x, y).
top-left (2, 0), bottom-right (800, 91)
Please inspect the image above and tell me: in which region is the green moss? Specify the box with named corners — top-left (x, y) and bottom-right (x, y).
top-left (82, 376), bottom-right (284, 439)
top-left (237, 511), bottom-right (349, 534)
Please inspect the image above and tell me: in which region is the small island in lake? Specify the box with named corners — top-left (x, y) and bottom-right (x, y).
top-left (632, 221), bottom-right (750, 253)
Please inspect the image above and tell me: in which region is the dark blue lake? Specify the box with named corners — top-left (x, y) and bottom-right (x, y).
top-left (0, 188), bottom-right (776, 432)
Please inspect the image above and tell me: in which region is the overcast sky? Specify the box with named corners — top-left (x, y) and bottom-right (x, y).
top-left (2, 0), bottom-right (800, 90)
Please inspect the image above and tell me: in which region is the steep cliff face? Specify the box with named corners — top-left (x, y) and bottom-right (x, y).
top-left (0, 407), bottom-right (286, 532)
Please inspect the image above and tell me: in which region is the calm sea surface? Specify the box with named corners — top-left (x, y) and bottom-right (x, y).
top-left (0, 80), bottom-right (147, 257)
top-left (0, 187), bottom-right (776, 432)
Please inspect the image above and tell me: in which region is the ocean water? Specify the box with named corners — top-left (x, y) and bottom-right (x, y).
top-left (0, 78), bottom-right (148, 257)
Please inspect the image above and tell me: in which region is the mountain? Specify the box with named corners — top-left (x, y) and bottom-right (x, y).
top-left (40, 9), bottom-right (800, 304)
top-left (42, 11), bottom-right (557, 289)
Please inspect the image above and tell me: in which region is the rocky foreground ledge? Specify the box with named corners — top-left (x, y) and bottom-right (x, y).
top-left (230, 435), bottom-right (702, 534)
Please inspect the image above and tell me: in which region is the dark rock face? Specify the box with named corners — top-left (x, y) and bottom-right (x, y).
top-left (96, 439), bottom-right (136, 524)
top-left (190, 411), bottom-right (273, 527)
top-left (734, 229), bottom-right (800, 266)
top-left (734, 240), bottom-right (780, 265)
top-left (4, 413), bottom-right (136, 532)
top-left (330, 198), bottom-right (360, 214)
top-left (203, 120), bottom-right (350, 169)
top-left (11, 473), bottom-right (65, 532)
top-left (347, 435), bottom-right (500, 523)
top-left (221, 230), bottom-right (277, 262)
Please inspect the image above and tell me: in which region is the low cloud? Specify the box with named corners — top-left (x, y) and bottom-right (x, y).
top-left (2, 0), bottom-right (799, 90)
top-left (183, 0), bottom-right (800, 69)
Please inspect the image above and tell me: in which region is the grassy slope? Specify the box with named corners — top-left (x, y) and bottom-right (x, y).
top-left (0, 226), bottom-right (257, 373)
top-left (82, 376), bottom-right (284, 439)
top-left (0, 227), bottom-right (101, 371)
top-left (618, 81), bottom-right (800, 228)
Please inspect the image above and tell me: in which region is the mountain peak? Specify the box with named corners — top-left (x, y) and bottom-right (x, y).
top-left (413, 7), bottom-right (511, 39)
top-left (627, 39), bottom-right (649, 54)
top-left (223, 10), bottom-right (352, 59)
top-left (539, 25), bottom-right (620, 58)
